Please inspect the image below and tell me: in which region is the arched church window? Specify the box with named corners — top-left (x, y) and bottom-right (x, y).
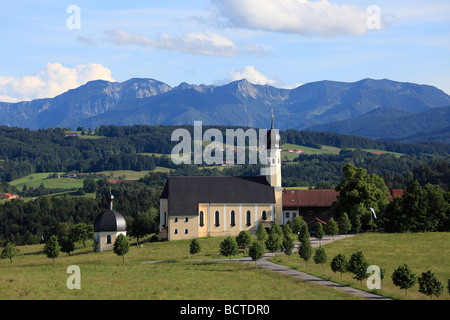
top-left (246, 210), bottom-right (251, 226)
top-left (106, 235), bottom-right (112, 244)
top-left (230, 210), bottom-right (235, 226)
top-left (215, 211), bottom-right (220, 227)
top-left (262, 210), bottom-right (267, 221)
top-left (199, 211), bottom-right (204, 227)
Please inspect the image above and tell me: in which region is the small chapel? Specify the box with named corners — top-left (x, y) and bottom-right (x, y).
top-left (159, 114), bottom-right (283, 241)
top-left (93, 192), bottom-right (127, 251)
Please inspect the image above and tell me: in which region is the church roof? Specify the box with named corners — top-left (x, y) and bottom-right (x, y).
top-left (161, 176), bottom-right (275, 216)
top-left (94, 209), bottom-right (127, 232)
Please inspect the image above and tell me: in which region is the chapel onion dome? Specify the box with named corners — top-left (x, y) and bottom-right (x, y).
top-left (93, 193), bottom-right (127, 232)
top-left (266, 112), bottom-right (280, 150)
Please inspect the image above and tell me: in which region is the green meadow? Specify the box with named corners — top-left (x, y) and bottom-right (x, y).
top-left (272, 232), bottom-right (450, 300)
top-left (0, 236), bottom-right (361, 300)
top-left (2, 233), bottom-right (449, 300)
top-left (10, 173), bottom-right (84, 190)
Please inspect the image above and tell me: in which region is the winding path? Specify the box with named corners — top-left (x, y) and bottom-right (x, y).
top-left (232, 234), bottom-right (392, 300)
top-left (143, 234), bottom-right (392, 300)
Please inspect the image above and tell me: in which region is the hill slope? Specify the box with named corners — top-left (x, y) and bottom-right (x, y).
top-left (306, 105), bottom-right (450, 141)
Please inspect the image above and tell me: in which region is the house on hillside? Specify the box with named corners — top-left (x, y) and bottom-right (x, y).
top-left (282, 188), bottom-right (406, 226)
top-left (65, 132), bottom-right (80, 137)
top-left (282, 189), bottom-right (339, 225)
top-left (388, 188), bottom-right (404, 201)
top-left (0, 193), bottom-right (20, 200)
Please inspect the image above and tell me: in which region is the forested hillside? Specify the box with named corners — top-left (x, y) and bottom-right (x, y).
top-left (0, 124), bottom-right (449, 244)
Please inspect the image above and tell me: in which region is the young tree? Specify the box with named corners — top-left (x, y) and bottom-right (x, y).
top-left (236, 230), bottom-right (251, 254)
top-left (60, 236), bottom-right (75, 256)
top-left (290, 216), bottom-right (307, 235)
top-left (348, 250), bottom-right (370, 284)
top-left (248, 241), bottom-right (265, 266)
top-left (189, 238), bottom-right (201, 258)
top-left (325, 217), bottom-right (339, 241)
top-left (129, 211), bottom-right (153, 245)
top-left (297, 220), bottom-right (310, 244)
top-left (71, 223), bottom-right (93, 247)
top-left (255, 224), bottom-right (268, 243)
top-left (219, 236), bottom-right (238, 262)
top-left (313, 223), bottom-right (325, 246)
top-left (354, 215), bottom-right (362, 234)
top-left (282, 237), bottom-right (295, 260)
top-left (282, 228), bottom-right (295, 261)
top-left (298, 237), bottom-right (312, 267)
top-left (331, 253), bottom-right (348, 279)
top-left (1, 242), bottom-right (20, 263)
top-left (313, 246), bottom-right (327, 272)
top-left (265, 232), bottom-right (282, 257)
top-left (339, 212), bottom-right (352, 237)
top-left (114, 234), bottom-right (130, 263)
top-left (282, 223), bottom-right (292, 238)
top-left (418, 270), bottom-right (444, 299)
top-left (44, 235), bottom-right (60, 263)
top-left (392, 264), bottom-right (417, 296)
top-left (270, 223), bottom-right (283, 238)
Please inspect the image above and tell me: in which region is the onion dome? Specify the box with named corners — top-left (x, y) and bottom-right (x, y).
top-left (93, 192), bottom-right (127, 232)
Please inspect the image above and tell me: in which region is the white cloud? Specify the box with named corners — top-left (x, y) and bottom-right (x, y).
top-left (0, 62), bottom-right (114, 102)
top-left (212, 0), bottom-right (375, 36)
top-left (105, 29), bottom-right (239, 57)
top-left (229, 66), bottom-right (277, 86)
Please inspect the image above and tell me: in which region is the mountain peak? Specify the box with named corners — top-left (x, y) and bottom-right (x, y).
top-left (0, 77), bottom-right (449, 142)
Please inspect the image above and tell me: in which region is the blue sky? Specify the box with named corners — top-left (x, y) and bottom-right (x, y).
top-left (0, 0), bottom-right (449, 102)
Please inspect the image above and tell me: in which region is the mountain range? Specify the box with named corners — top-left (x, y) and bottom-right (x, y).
top-left (0, 77), bottom-right (449, 142)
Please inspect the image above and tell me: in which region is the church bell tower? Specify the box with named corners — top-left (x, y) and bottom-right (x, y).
top-left (261, 110), bottom-right (283, 225)
top-left (262, 110), bottom-right (282, 188)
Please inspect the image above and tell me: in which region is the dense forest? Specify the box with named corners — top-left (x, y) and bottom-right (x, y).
top-left (0, 124), bottom-right (449, 245)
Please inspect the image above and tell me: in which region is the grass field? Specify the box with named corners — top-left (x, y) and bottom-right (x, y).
top-left (281, 143), bottom-right (339, 156)
top-left (1, 233), bottom-right (449, 300)
top-left (10, 173), bottom-right (84, 190)
top-left (272, 232), bottom-right (450, 300)
top-left (0, 236), bottom-right (360, 300)
top-left (347, 148), bottom-right (404, 158)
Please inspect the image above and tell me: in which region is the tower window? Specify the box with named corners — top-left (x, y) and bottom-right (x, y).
top-left (174, 217), bottom-right (178, 223)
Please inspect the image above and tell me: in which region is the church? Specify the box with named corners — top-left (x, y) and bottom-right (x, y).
top-left (159, 115), bottom-right (283, 241)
